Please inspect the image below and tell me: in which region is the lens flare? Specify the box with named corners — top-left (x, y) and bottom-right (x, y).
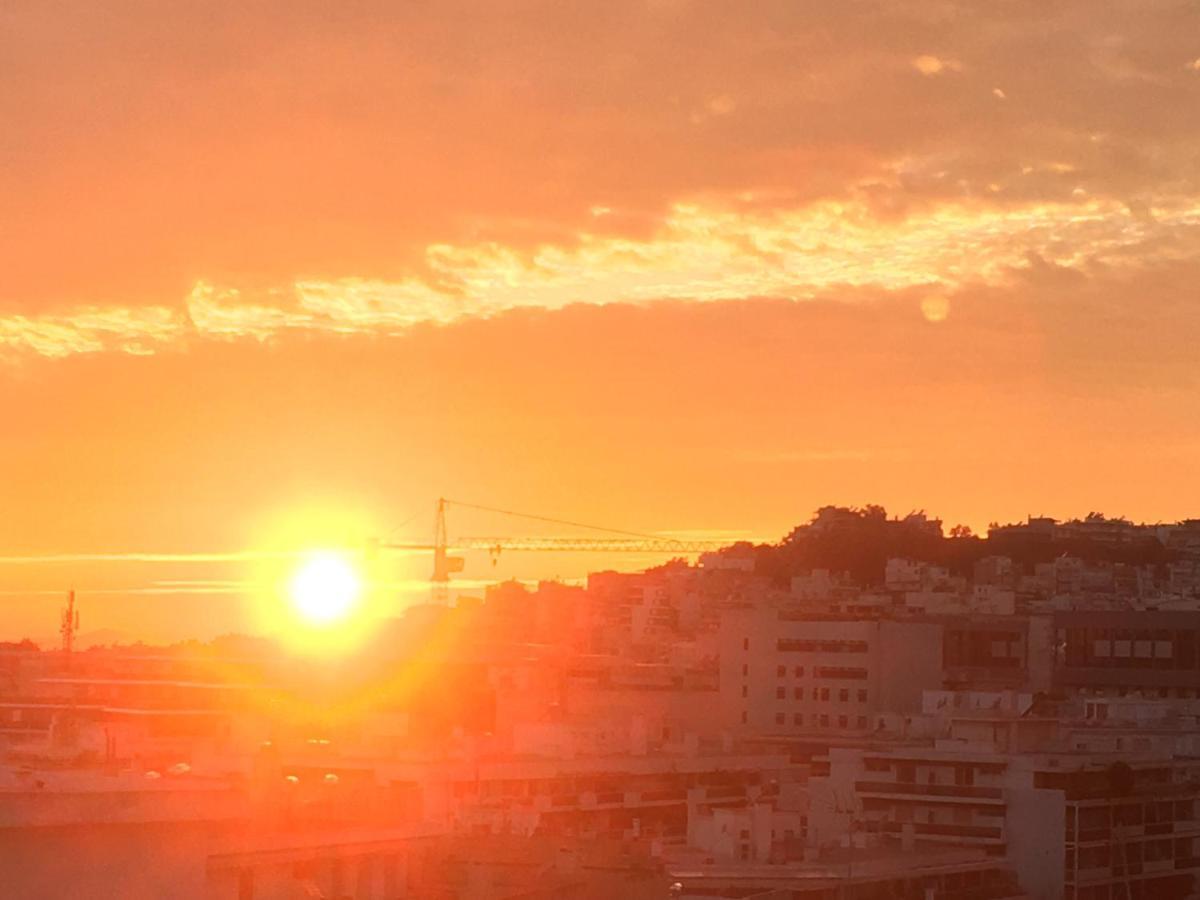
top-left (920, 294), bottom-right (951, 323)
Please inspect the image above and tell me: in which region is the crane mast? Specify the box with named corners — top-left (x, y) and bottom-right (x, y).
top-left (431, 497), bottom-right (464, 605)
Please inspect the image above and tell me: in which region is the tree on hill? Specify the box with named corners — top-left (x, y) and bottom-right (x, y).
top-left (711, 506), bottom-right (1178, 588)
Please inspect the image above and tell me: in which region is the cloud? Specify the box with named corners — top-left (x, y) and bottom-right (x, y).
top-left (3, 1), bottom-right (1200, 323)
top-left (0, 307), bottom-right (181, 358)
top-left (912, 54), bottom-right (962, 76)
top-left (737, 448), bottom-right (880, 464)
top-left (2, 193), bottom-right (1199, 358)
top-left (1, 2), bottom-right (1200, 366)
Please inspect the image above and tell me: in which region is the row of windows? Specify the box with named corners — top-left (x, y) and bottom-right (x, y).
top-left (817, 666), bottom-right (869, 680)
top-left (1069, 838), bottom-right (1180, 870)
top-left (773, 665), bottom-right (867, 680)
top-left (770, 712), bottom-right (869, 729)
top-left (763, 686), bottom-right (868, 703)
top-left (1059, 627), bottom-right (1199, 670)
top-left (777, 639), bottom-right (869, 654)
top-left (745, 662), bottom-right (868, 683)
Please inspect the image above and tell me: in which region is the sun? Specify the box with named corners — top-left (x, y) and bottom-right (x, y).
top-left (288, 552), bottom-right (362, 625)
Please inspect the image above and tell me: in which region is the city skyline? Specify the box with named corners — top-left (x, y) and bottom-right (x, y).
top-left (4, 7), bottom-right (1200, 895)
top-left (5, 3), bottom-right (1200, 639)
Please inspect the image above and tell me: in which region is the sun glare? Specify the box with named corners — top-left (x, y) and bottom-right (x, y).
top-left (289, 552), bottom-right (362, 625)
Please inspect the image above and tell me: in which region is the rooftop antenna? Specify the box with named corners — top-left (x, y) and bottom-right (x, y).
top-left (60, 590), bottom-right (79, 654)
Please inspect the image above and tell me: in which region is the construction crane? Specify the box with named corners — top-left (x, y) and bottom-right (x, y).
top-left (371, 498), bottom-right (733, 605)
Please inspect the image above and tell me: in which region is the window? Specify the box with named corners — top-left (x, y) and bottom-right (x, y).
top-left (777, 665), bottom-right (787, 678)
top-left (839, 689), bottom-right (849, 703)
top-left (794, 666), bottom-right (804, 677)
top-left (741, 711), bottom-right (747, 724)
top-left (857, 689), bottom-right (868, 703)
top-left (776, 687), bottom-right (786, 699)
top-left (793, 713), bottom-right (803, 726)
top-left (820, 688), bottom-right (830, 701)
top-left (743, 638), bottom-right (750, 651)
top-left (741, 685), bottom-right (748, 698)
top-left (816, 666), bottom-right (869, 680)
top-left (793, 687), bottom-right (803, 700)
top-left (856, 716), bottom-right (867, 729)
top-left (775, 712), bottom-right (784, 725)
top-left (819, 714), bottom-right (829, 727)
top-left (742, 664), bottom-right (749, 676)
top-left (778, 639), bottom-right (868, 653)
top-left (838, 715), bottom-right (848, 728)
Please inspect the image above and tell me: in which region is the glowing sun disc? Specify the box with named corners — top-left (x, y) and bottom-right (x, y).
top-left (289, 553), bottom-right (361, 625)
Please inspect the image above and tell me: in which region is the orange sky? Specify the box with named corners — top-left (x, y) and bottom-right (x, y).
top-left (3, 2), bottom-right (1200, 641)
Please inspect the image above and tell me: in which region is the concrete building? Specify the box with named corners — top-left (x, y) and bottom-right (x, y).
top-left (808, 741), bottom-right (1200, 900)
top-left (1053, 610), bottom-right (1200, 700)
top-left (719, 609), bottom-right (943, 737)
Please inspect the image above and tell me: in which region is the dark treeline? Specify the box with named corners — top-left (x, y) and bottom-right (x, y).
top-left (713, 506), bottom-right (1178, 588)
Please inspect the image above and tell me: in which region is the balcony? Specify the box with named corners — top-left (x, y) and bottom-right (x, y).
top-left (878, 820), bottom-right (1004, 841)
top-left (855, 780), bottom-right (1004, 804)
top-left (705, 785), bottom-right (746, 800)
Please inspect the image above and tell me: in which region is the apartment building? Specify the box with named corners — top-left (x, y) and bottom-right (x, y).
top-left (718, 609), bottom-right (943, 736)
top-left (1053, 610), bottom-right (1200, 700)
top-left (942, 614), bottom-right (1054, 693)
top-left (808, 742), bottom-right (1200, 900)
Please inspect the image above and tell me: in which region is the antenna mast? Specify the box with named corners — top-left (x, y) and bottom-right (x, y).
top-left (60, 590), bottom-right (79, 654)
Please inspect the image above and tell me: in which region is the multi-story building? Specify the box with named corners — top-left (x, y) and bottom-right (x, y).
top-left (1052, 610), bottom-right (1200, 700)
top-left (718, 609), bottom-right (943, 737)
top-left (668, 845), bottom-right (1026, 899)
top-left (942, 614), bottom-right (1055, 693)
top-left (809, 736), bottom-right (1200, 899)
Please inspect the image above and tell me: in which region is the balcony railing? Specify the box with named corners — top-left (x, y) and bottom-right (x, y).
top-left (855, 780), bottom-right (1003, 801)
top-left (879, 820), bottom-right (1003, 840)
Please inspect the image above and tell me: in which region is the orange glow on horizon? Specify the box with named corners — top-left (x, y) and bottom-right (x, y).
top-left (4, 2), bottom-right (1200, 643)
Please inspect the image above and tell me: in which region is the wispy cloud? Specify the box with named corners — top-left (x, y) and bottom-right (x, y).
top-left (3, 194), bottom-right (1199, 359)
top-left (737, 448), bottom-right (889, 464)
top-left (0, 550), bottom-right (314, 565)
top-left (0, 307), bottom-right (182, 358)
top-left (912, 54), bottom-right (962, 76)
